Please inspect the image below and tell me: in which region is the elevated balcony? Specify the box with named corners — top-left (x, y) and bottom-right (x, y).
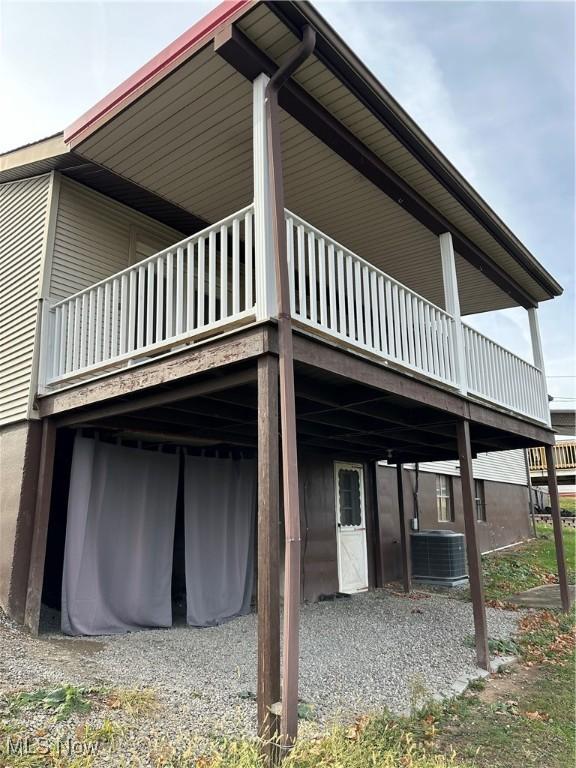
top-left (529, 441), bottom-right (576, 485)
top-left (37, 205), bottom-right (550, 426)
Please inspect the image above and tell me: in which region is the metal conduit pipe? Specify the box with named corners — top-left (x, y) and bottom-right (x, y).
top-left (264, 24), bottom-right (316, 748)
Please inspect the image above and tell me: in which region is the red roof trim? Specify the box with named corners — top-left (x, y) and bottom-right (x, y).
top-left (64, 0), bottom-right (254, 146)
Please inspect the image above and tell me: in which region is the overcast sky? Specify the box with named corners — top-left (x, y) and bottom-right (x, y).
top-left (1, 0), bottom-right (574, 412)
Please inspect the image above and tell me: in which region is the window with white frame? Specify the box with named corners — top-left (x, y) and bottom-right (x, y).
top-left (436, 474), bottom-right (454, 522)
top-left (475, 479), bottom-right (486, 522)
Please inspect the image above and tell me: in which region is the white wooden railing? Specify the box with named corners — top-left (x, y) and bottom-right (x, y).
top-left (39, 203), bottom-right (549, 425)
top-left (462, 324), bottom-right (548, 423)
top-left (40, 205), bottom-right (255, 387)
top-left (285, 210), bottom-right (458, 387)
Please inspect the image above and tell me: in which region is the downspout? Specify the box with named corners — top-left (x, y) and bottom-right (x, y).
top-left (412, 462), bottom-right (420, 530)
top-left (265, 25), bottom-right (316, 747)
top-left (524, 449), bottom-right (537, 538)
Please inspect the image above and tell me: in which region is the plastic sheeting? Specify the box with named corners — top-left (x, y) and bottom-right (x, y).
top-left (61, 436), bottom-right (179, 635)
top-left (184, 456), bottom-right (256, 627)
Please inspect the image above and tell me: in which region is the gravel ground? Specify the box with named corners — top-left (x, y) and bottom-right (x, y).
top-left (0, 589), bottom-right (523, 763)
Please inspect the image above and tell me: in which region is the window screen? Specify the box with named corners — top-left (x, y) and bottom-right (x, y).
top-left (338, 468), bottom-right (362, 526)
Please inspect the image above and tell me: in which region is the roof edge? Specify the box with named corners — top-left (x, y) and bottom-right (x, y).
top-left (64, 0), bottom-right (255, 146)
top-left (0, 133), bottom-right (68, 173)
top-left (270, 1), bottom-right (562, 300)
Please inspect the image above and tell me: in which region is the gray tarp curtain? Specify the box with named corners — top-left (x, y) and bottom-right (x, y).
top-left (61, 436), bottom-right (256, 635)
top-left (184, 456), bottom-right (256, 627)
top-left (61, 436), bottom-right (179, 635)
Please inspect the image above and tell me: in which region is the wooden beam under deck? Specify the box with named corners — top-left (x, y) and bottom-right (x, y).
top-left (290, 332), bottom-right (556, 448)
top-left (55, 369), bottom-right (257, 428)
top-left (37, 325), bottom-right (272, 419)
top-left (36, 324), bottom-right (554, 460)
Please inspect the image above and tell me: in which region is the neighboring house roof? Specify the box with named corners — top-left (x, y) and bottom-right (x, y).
top-left (0, 0), bottom-right (563, 311)
top-left (551, 410), bottom-right (576, 436)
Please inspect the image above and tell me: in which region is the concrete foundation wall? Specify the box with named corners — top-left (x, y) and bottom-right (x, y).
top-left (0, 420), bottom-right (41, 622)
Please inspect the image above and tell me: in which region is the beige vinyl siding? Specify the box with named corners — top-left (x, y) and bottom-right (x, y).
top-left (0, 175), bottom-right (51, 425)
top-left (49, 177), bottom-right (183, 302)
top-left (392, 449), bottom-right (528, 486)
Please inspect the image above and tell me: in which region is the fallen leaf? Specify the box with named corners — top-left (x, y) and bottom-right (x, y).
top-left (524, 711), bottom-right (550, 722)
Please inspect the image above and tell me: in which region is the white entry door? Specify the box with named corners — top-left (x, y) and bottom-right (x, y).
top-left (334, 462), bottom-right (369, 594)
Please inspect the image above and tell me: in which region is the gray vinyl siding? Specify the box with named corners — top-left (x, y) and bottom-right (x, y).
top-left (0, 175), bottom-right (51, 425)
top-left (49, 177), bottom-right (183, 302)
top-left (392, 450), bottom-right (528, 486)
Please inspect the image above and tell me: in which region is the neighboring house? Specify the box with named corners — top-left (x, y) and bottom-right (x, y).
top-left (0, 0), bottom-right (569, 741)
top-left (550, 409), bottom-right (576, 436)
top-left (528, 440), bottom-right (576, 487)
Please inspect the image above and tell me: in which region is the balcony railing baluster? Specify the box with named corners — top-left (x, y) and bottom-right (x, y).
top-left (38, 204), bottom-right (549, 424)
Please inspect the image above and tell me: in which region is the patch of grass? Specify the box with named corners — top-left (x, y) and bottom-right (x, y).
top-left (200, 722), bottom-right (468, 768)
top-left (488, 636), bottom-right (521, 656)
top-left (463, 635), bottom-right (520, 656)
top-left (478, 524), bottom-right (575, 602)
top-left (517, 609), bottom-right (575, 664)
top-left (77, 718), bottom-right (123, 745)
top-left (559, 496), bottom-right (576, 515)
top-left (3, 686), bottom-right (92, 722)
top-left (100, 687), bottom-right (158, 717)
top-left (431, 608), bottom-right (576, 768)
top-left (466, 677), bottom-right (485, 693)
top-left (434, 641), bottom-right (574, 765)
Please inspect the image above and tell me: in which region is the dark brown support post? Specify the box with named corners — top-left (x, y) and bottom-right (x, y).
top-left (257, 355), bottom-right (281, 756)
top-left (456, 420), bottom-right (489, 670)
top-left (24, 419), bottom-right (56, 634)
top-left (396, 463), bottom-right (411, 593)
top-left (265, 25), bottom-right (316, 747)
top-left (544, 444), bottom-right (571, 612)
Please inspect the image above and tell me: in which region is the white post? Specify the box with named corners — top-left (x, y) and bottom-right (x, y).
top-left (440, 231), bottom-right (467, 394)
top-left (528, 306), bottom-right (545, 370)
top-left (528, 306), bottom-right (550, 425)
top-left (37, 298), bottom-right (54, 395)
top-left (253, 73), bottom-right (277, 320)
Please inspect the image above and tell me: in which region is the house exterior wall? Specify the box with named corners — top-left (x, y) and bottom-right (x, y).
top-left (0, 420), bottom-right (42, 622)
top-left (0, 174), bottom-right (51, 426)
top-left (49, 177), bottom-right (183, 302)
top-left (375, 460), bottom-right (533, 585)
top-left (404, 449), bottom-right (529, 485)
top-left (298, 454), bottom-right (377, 602)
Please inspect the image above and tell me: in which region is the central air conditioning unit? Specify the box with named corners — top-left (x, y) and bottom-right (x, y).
top-left (410, 530), bottom-right (468, 586)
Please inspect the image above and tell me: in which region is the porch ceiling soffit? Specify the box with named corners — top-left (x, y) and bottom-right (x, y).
top-left (217, 20), bottom-right (538, 312)
top-left (65, 39), bottom-right (513, 315)
top-left (236, 1), bottom-right (561, 306)
top-left (61, 0), bottom-right (560, 311)
top-left (65, 47), bottom-right (256, 228)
